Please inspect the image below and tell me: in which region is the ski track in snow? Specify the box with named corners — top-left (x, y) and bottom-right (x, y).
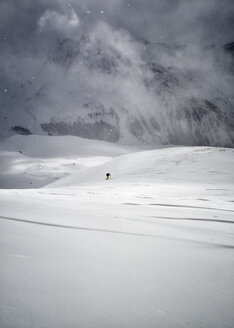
top-left (1, 215), bottom-right (233, 250)
top-left (149, 216), bottom-right (234, 224)
top-left (147, 203), bottom-right (234, 213)
top-left (123, 202), bottom-right (234, 213)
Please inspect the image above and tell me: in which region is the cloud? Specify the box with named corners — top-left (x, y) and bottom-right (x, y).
top-left (37, 8), bottom-right (80, 37)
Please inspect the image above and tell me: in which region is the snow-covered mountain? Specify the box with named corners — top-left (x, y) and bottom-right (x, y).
top-left (1, 24), bottom-right (234, 146)
top-left (2, 4), bottom-right (234, 327)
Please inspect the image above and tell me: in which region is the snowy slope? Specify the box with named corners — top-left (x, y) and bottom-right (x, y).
top-left (0, 135), bottom-right (141, 189)
top-left (51, 144), bottom-right (234, 186)
top-left (0, 135), bottom-right (234, 328)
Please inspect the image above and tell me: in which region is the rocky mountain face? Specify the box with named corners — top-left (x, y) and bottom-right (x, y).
top-left (1, 29), bottom-right (234, 147)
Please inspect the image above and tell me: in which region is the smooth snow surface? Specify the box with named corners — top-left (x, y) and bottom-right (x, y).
top-left (0, 135), bottom-right (234, 328)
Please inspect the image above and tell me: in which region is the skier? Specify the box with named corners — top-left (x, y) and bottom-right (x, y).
top-left (106, 173), bottom-right (111, 180)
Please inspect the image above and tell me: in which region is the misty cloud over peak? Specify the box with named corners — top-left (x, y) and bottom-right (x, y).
top-left (0, 0), bottom-right (234, 146)
top-left (37, 8), bottom-right (80, 36)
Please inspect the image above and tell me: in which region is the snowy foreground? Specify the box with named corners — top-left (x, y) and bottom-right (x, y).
top-left (0, 135), bottom-right (234, 328)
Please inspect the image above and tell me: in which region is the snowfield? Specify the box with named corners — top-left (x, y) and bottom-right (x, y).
top-left (0, 135), bottom-right (234, 328)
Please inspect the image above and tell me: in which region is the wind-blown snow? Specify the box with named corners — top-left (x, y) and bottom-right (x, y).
top-left (0, 135), bottom-right (234, 327)
top-left (1, 10), bottom-right (234, 146)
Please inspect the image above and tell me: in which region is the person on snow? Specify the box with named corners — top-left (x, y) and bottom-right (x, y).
top-left (106, 173), bottom-right (111, 180)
